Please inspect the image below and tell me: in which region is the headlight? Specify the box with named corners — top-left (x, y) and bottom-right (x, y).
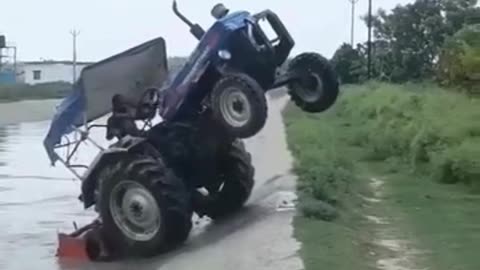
top-left (218, 50), bottom-right (232, 60)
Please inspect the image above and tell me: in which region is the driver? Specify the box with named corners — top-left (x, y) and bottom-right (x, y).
top-left (106, 94), bottom-right (143, 140)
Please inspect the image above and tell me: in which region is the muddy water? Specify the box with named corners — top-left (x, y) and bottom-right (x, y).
top-left (0, 93), bottom-right (304, 270)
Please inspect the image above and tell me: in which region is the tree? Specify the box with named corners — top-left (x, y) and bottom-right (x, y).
top-left (437, 23), bottom-right (480, 93)
top-left (330, 43), bottom-right (365, 84)
top-left (367, 0), bottom-right (447, 81)
top-left (442, 0), bottom-right (480, 34)
top-left (329, 0), bottom-right (480, 84)
top-left (362, 0), bottom-right (480, 82)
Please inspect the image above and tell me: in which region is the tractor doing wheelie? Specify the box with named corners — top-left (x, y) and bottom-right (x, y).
top-left (43, 1), bottom-right (339, 261)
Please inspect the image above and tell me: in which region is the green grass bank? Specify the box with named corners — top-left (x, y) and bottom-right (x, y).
top-left (284, 82), bottom-right (480, 270)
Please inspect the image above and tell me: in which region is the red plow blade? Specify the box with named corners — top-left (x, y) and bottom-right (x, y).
top-left (56, 220), bottom-right (108, 261)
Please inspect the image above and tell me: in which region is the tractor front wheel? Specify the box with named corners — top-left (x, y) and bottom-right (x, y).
top-left (211, 73), bottom-right (268, 139)
top-left (287, 52), bottom-right (339, 113)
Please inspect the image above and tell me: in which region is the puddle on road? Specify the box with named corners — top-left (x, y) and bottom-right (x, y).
top-left (0, 121), bottom-right (106, 270)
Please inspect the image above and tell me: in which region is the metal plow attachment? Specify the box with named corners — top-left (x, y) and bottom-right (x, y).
top-left (56, 220), bottom-right (110, 261)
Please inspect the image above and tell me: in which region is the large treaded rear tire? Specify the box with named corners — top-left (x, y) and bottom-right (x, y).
top-left (97, 155), bottom-right (192, 258)
top-left (211, 73), bottom-right (268, 139)
top-left (202, 140), bottom-right (255, 219)
top-left (287, 52), bottom-right (339, 113)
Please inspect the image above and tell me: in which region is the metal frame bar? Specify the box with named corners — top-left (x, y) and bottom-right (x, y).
top-left (52, 123), bottom-right (107, 181)
top-left (52, 119), bottom-right (152, 181)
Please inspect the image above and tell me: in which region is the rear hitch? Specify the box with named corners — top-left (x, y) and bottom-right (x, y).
top-left (56, 219), bottom-right (112, 262)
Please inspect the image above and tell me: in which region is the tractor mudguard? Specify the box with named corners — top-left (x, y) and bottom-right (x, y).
top-left (80, 136), bottom-right (161, 209)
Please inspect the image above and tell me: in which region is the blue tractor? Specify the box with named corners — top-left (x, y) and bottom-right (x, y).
top-left (45, 1), bottom-right (339, 261)
top-left (162, 1), bottom-right (339, 138)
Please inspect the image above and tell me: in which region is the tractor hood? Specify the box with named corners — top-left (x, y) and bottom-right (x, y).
top-left (43, 37), bottom-right (169, 164)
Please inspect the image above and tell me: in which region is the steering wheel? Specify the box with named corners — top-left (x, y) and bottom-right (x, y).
top-left (245, 19), bottom-right (273, 53)
top-left (136, 87), bottom-right (161, 121)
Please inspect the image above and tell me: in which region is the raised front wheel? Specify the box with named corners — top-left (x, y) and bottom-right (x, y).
top-left (211, 73), bottom-right (268, 139)
top-left (287, 52), bottom-right (339, 113)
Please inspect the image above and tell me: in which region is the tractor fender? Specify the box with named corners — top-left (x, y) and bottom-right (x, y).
top-left (80, 136), bottom-right (160, 209)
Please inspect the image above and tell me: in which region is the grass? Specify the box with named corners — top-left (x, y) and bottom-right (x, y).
top-left (284, 81), bottom-right (480, 270)
top-left (337, 81), bottom-right (480, 188)
top-left (294, 215), bottom-right (377, 270)
top-left (284, 102), bottom-right (378, 270)
top-left (369, 160), bottom-right (480, 270)
top-left (0, 81), bottom-right (72, 102)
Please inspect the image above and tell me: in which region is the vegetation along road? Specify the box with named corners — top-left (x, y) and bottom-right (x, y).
top-left (285, 82), bottom-right (480, 270)
top-left (284, 1), bottom-right (479, 269)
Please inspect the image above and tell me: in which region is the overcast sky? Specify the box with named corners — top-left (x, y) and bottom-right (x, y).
top-left (1, 0), bottom-right (413, 62)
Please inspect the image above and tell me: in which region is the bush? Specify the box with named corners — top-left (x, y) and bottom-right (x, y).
top-left (432, 140), bottom-right (480, 186)
top-left (336, 82), bottom-right (480, 189)
top-left (331, 43), bottom-right (365, 84)
top-left (0, 81), bottom-right (73, 101)
top-left (437, 24), bottom-right (480, 94)
top-left (285, 105), bottom-right (358, 220)
top-left (299, 196), bottom-right (338, 221)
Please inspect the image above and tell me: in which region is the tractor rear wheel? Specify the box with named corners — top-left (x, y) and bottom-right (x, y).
top-left (287, 52), bottom-right (339, 113)
top-left (97, 155), bottom-right (192, 258)
top-left (199, 140), bottom-right (255, 219)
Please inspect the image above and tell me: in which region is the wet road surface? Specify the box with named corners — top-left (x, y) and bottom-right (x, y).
top-left (0, 93), bottom-right (304, 270)
top-left (0, 99), bottom-right (59, 126)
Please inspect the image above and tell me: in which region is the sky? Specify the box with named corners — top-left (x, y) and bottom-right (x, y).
top-left (0, 0), bottom-right (414, 62)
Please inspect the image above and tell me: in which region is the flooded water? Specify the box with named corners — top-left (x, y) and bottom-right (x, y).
top-left (0, 94), bottom-right (304, 270)
top-left (0, 121), bottom-right (99, 270)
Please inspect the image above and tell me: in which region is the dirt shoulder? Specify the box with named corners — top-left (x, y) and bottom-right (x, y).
top-left (0, 99), bottom-right (59, 126)
top-left (365, 161), bottom-right (480, 270)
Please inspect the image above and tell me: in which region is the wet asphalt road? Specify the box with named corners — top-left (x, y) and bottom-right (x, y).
top-left (0, 99), bottom-right (59, 126)
top-left (0, 93), bottom-right (304, 270)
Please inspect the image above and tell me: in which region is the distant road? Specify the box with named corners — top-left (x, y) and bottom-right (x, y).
top-left (0, 99), bottom-right (59, 125)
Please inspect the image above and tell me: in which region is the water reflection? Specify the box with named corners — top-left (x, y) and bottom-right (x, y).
top-left (0, 125), bottom-right (7, 167)
top-left (0, 121), bottom-right (98, 270)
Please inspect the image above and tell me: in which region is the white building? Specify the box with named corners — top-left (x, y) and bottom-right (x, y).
top-left (17, 61), bottom-right (93, 85)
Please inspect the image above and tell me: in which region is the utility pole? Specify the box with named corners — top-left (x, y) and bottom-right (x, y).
top-left (0, 35), bottom-right (18, 81)
top-left (0, 36), bottom-right (4, 72)
top-left (70, 29), bottom-right (80, 83)
top-left (367, 0), bottom-right (373, 80)
top-left (10, 46), bottom-right (17, 78)
top-left (348, 0), bottom-right (360, 46)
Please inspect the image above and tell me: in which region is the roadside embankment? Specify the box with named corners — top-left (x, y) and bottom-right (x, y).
top-left (284, 82), bottom-right (480, 270)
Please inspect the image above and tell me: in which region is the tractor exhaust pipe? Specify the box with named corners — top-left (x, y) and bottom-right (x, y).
top-left (172, 0), bottom-right (205, 40)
